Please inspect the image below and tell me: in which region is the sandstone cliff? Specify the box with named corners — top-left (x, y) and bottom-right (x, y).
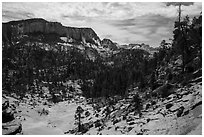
top-left (2, 18), bottom-right (101, 45)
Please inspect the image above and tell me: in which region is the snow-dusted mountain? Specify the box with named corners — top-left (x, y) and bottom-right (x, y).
top-left (3, 18), bottom-right (158, 60)
top-left (120, 43), bottom-right (158, 55)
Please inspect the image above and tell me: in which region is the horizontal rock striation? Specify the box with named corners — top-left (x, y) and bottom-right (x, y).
top-left (2, 18), bottom-right (101, 45)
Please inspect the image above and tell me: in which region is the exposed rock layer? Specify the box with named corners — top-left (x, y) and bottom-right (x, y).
top-left (3, 18), bottom-right (101, 45)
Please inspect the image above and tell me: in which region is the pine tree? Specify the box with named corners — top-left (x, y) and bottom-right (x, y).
top-left (75, 106), bottom-right (84, 132)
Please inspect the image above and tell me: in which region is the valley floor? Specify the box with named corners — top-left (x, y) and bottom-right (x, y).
top-left (19, 102), bottom-right (78, 135)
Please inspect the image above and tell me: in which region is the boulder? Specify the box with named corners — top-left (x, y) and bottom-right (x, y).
top-left (177, 106), bottom-right (185, 117)
top-left (122, 115), bottom-right (127, 120)
top-left (112, 118), bottom-right (121, 125)
top-left (95, 113), bottom-right (99, 117)
top-left (128, 121), bottom-right (136, 125)
top-left (80, 123), bottom-right (90, 133)
top-left (2, 95), bottom-right (22, 135)
top-left (145, 103), bottom-right (151, 110)
top-left (126, 116), bottom-right (135, 122)
top-left (85, 111), bottom-right (91, 117)
top-left (152, 83), bottom-right (175, 98)
top-left (94, 120), bottom-right (102, 128)
top-left (166, 103), bottom-right (173, 109)
top-left (146, 118), bottom-right (150, 123)
top-left (2, 121), bottom-right (22, 135)
top-left (182, 110), bottom-right (189, 116)
top-left (64, 128), bottom-right (77, 134)
top-left (151, 100), bottom-right (156, 106)
top-left (2, 107), bottom-right (15, 123)
top-left (191, 101), bottom-right (202, 110)
top-left (2, 96), bottom-right (16, 123)
top-left (127, 126), bottom-right (134, 132)
top-left (37, 108), bottom-right (49, 116)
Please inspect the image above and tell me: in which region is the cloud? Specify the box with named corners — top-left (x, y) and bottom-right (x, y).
top-left (103, 14), bottom-right (175, 46)
top-left (166, 2), bottom-right (194, 6)
top-left (2, 10), bottom-right (34, 21)
top-left (61, 14), bottom-right (90, 22)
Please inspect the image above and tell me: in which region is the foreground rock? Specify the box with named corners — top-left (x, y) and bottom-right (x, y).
top-left (2, 95), bottom-right (22, 135)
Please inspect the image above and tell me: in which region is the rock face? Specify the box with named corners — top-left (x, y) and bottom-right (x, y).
top-left (151, 83), bottom-right (175, 98)
top-left (2, 97), bottom-right (15, 123)
top-left (101, 38), bottom-right (118, 50)
top-left (2, 18), bottom-right (101, 45)
top-left (2, 95), bottom-right (22, 135)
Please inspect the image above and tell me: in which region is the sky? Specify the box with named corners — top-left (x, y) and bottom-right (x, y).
top-left (2, 2), bottom-right (202, 47)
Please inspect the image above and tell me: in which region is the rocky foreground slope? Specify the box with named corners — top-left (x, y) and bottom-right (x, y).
top-left (2, 78), bottom-right (202, 135)
top-left (66, 79), bottom-right (202, 135)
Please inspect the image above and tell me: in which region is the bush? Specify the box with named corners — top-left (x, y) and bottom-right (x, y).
top-left (37, 108), bottom-right (49, 116)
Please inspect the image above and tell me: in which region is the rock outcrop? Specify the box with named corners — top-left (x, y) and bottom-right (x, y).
top-left (2, 95), bottom-right (22, 135)
top-left (2, 18), bottom-right (101, 45)
top-left (101, 38), bottom-right (118, 50)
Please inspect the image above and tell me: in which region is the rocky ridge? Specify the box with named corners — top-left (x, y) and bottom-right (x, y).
top-left (101, 38), bottom-right (118, 51)
top-left (2, 18), bottom-right (157, 57)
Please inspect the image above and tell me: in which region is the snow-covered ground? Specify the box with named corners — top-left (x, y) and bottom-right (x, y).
top-left (18, 101), bottom-right (78, 134)
top-left (6, 81), bottom-right (202, 135)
